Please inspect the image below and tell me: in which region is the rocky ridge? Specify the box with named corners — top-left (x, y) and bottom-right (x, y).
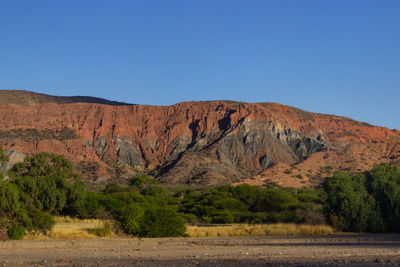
top-left (0, 90), bottom-right (399, 187)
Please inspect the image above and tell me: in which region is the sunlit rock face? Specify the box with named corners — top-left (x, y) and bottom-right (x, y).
top-left (0, 91), bottom-right (398, 187)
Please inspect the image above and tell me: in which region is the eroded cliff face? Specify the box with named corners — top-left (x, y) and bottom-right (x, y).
top-left (0, 99), bottom-right (398, 187)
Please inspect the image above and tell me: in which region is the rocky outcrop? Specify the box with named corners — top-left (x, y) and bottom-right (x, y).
top-left (1, 148), bottom-right (25, 179)
top-left (157, 118), bottom-right (329, 185)
top-left (0, 90), bottom-right (398, 187)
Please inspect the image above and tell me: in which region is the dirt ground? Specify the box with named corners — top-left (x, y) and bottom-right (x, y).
top-left (1, 234), bottom-right (400, 266)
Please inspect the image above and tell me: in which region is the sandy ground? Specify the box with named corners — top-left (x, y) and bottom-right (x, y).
top-left (1, 234), bottom-right (400, 266)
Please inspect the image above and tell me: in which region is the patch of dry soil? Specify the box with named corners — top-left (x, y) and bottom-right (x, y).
top-left (1, 234), bottom-right (400, 266)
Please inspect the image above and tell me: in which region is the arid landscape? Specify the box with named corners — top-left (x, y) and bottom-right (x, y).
top-left (1, 235), bottom-right (400, 266)
top-left (0, 91), bottom-right (400, 266)
top-left (1, 1), bottom-right (400, 265)
top-left (0, 90), bottom-right (399, 188)
top-left (0, 218), bottom-right (398, 266)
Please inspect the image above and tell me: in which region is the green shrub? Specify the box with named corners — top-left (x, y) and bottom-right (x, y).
top-left (324, 171), bottom-right (378, 232)
top-left (129, 175), bottom-right (157, 189)
top-left (17, 208), bottom-right (32, 229)
top-left (141, 185), bottom-right (165, 196)
top-left (368, 164), bottom-right (400, 232)
top-left (266, 210), bottom-right (297, 223)
top-left (72, 191), bottom-right (102, 218)
top-left (8, 224), bottom-right (25, 240)
top-left (0, 182), bottom-right (20, 214)
top-left (9, 153), bottom-right (85, 215)
top-left (253, 187), bottom-right (298, 212)
top-left (29, 208), bottom-right (55, 231)
top-left (117, 203), bottom-right (145, 235)
top-left (178, 184), bottom-right (324, 225)
top-left (323, 164), bottom-right (400, 233)
top-left (210, 212), bottom-right (235, 224)
top-left (138, 206), bottom-right (186, 237)
top-left (102, 184), bottom-right (131, 194)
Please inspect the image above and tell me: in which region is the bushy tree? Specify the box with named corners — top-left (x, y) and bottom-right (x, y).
top-left (8, 153), bottom-right (85, 214)
top-left (138, 206), bottom-right (186, 237)
top-left (367, 164), bottom-right (400, 232)
top-left (8, 224), bottom-right (25, 240)
top-left (117, 202), bottom-right (145, 235)
top-left (325, 170), bottom-right (384, 232)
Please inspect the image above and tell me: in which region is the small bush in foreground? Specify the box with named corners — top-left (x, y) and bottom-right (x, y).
top-left (8, 224), bottom-right (25, 240)
top-left (29, 208), bottom-right (55, 232)
top-left (138, 206), bottom-right (187, 237)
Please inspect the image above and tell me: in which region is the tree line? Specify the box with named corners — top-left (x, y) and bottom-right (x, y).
top-left (0, 149), bottom-right (399, 239)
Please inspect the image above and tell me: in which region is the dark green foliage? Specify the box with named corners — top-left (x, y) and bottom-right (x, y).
top-left (0, 182), bottom-right (20, 215)
top-left (324, 164), bottom-right (400, 233)
top-left (97, 190), bottom-right (186, 237)
top-left (129, 174), bottom-right (157, 189)
top-left (141, 185), bottom-right (165, 196)
top-left (4, 148), bottom-right (399, 237)
top-left (65, 178), bottom-right (86, 215)
top-left (179, 184), bottom-right (324, 224)
top-left (325, 171), bottom-right (378, 232)
top-left (115, 202), bottom-right (144, 235)
top-left (13, 206), bottom-right (56, 232)
top-left (9, 152), bottom-right (85, 214)
top-left (138, 206), bottom-right (187, 237)
top-left (231, 184), bottom-right (265, 208)
top-left (367, 164), bottom-right (400, 232)
top-left (209, 212), bottom-right (235, 224)
top-left (8, 224), bottom-right (25, 240)
top-left (72, 191), bottom-right (102, 218)
top-left (0, 151), bottom-right (81, 235)
top-left (102, 183), bottom-right (131, 194)
top-left (1, 151), bottom-right (186, 238)
top-left (27, 207), bottom-right (55, 231)
top-left (257, 187), bottom-right (299, 212)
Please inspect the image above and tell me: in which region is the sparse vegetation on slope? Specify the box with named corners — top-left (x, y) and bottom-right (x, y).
top-left (0, 127), bottom-right (78, 141)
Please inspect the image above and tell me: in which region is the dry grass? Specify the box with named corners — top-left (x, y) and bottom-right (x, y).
top-left (186, 223), bottom-right (334, 237)
top-left (24, 217), bottom-right (334, 240)
top-left (24, 216), bottom-right (116, 240)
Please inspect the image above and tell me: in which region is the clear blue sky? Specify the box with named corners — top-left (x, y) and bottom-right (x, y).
top-left (0, 1), bottom-right (399, 129)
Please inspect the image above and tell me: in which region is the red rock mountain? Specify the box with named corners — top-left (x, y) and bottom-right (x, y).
top-left (0, 90), bottom-right (399, 187)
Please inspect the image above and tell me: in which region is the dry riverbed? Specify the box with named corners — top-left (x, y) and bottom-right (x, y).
top-left (1, 234), bottom-right (400, 266)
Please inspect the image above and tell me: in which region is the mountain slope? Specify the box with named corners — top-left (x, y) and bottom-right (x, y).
top-left (0, 90), bottom-right (131, 106)
top-left (0, 90), bottom-right (398, 187)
